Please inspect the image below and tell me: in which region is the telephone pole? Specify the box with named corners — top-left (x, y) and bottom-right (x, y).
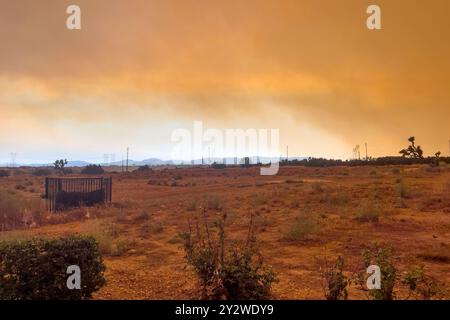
top-left (365, 143), bottom-right (368, 161)
top-left (126, 147), bottom-right (129, 172)
top-left (9, 152), bottom-right (17, 168)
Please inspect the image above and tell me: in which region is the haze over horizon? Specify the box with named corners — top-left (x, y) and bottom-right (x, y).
top-left (1, 0), bottom-right (449, 164)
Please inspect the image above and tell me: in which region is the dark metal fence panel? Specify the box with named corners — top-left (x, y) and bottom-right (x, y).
top-left (44, 177), bottom-right (112, 212)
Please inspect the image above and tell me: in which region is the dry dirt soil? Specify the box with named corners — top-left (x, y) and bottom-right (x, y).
top-left (1, 164), bottom-right (449, 299)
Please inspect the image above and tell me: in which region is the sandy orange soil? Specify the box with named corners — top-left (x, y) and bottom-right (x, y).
top-left (1, 164), bottom-right (449, 299)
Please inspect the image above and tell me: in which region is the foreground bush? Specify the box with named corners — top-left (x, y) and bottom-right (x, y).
top-left (403, 265), bottom-right (445, 300)
top-left (183, 211), bottom-right (277, 300)
top-left (358, 245), bottom-right (397, 300)
top-left (318, 256), bottom-right (349, 300)
top-left (0, 236), bottom-right (106, 299)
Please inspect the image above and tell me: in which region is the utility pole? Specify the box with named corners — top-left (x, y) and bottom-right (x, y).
top-left (365, 143), bottom-right (368, 161)
top-left (9, 152), bottom-right (17, 168)
top-left (126, 147), bottom-right (129, 172)
top-left (286, 145), bottom-right (289, 161)
top-left (208, 146), bottom-right (211, 164)
top-left (103, 154), bottom-right (109, 166)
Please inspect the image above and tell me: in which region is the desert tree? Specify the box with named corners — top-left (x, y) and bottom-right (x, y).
top-left (399, 136), bottom-right (424, 159)
top-left (53, 159), bottom-right (68, 174)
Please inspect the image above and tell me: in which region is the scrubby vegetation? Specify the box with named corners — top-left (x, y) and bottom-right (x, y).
top-left (32, 168), bottom-right (52, 176)
top-left (0, 190), bottom-right (45, 231)
top-left (183, 210), bottom-right (277, 299)
top-left (283, 215), bottom-right (318, 241)
top-left (358, 245), bottom-right (398, 300)
top-left (318, 255), bottom-right (349, 300)
top-left (81, 164), bottom-right (105, 175)
top-left (0, 169), bottom-right (10, 178)
top-left (0, 236), bottom-right (106, 299)
top-left (403, 265), bottom-right (445, 300)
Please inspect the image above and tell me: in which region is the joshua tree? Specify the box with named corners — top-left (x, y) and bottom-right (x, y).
top-left (399, 136), bottom-right (424, 159)
top-left (54, 159), bottom-right (68, 174)
top-left (433, 151), bottom-right (442, 166)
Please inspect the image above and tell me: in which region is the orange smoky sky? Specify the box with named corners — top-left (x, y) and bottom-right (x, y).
top-left (0, 0), bottom-right (449, 163)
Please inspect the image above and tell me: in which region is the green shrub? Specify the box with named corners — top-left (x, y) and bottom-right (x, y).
top-left (0, 236), bottom-right (106, 299)
top-left (403, 265), bottom-right (445, 300)
top-left (319, 256), bottom-right (348, 300)
top-left (81, 164), bottom-right (105, 175)
top-left (358, 245), bottom-right (397, 300)
top-left (184, 212), bottom-right (277, 299)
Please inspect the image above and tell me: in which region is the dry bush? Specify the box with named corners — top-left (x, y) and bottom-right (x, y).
top-left (289, 198), bottom-right (300, 209)
top-left (443, 180), bottom-right (450, 196)
top-left (397, 179), bottom-right (409, 199)
top-left (282, 215), bottom-right (318, 241)
top-left (311, 182), bottom-right (324, 194)
top-left (251, 193), bottom-right (267, 207)
top-left (205, 194), bottom-right (224, 211)
top-left (0, 190), bottom-right (46, 231)
top-left (355, 200), bottom-right (381, 223)
top-left (140, 220), bottom-right (164, 238)
top-left (114, 209), bottom-right (128, 224)
top-left (254, 214), bottom-right (271, 230)
top-left (86, 220), bottom-right (130, 256)
top-left (417, 245), bottom-right (450, 264)
top-left (0, 191), bottom-right (26, 231)
top-left (186, 199), bottom-right (198, 211)
top-left (403, 265), bottom-right (446, 300)
top-left (133, 210), bottom-right (150, 223)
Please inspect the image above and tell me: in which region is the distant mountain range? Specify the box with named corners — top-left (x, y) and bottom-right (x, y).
top-left (3, 156), bottom-right (307, 168)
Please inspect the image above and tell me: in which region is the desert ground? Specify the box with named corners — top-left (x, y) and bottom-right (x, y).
top-left (1, 164), bottom-right (449, 299)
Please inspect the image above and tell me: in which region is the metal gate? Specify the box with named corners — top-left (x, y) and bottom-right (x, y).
top-left (44, 177), bottom-right (112, 212)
